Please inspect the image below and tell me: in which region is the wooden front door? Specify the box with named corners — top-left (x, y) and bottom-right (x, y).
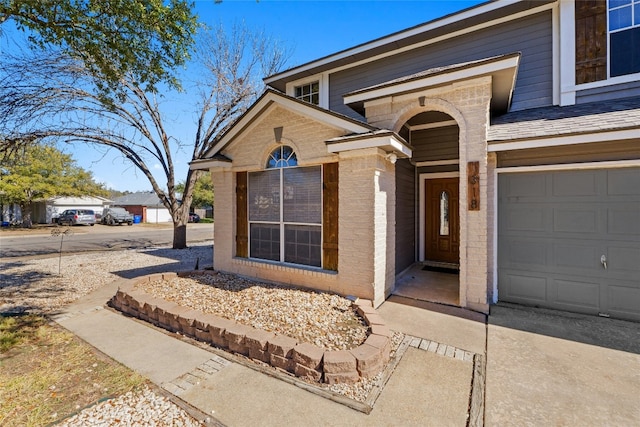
top-left (425, 178), bottom-right (460, 264)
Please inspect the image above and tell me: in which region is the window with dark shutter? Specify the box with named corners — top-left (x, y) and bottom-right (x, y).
top-left (246, 146), bottom-right (325, 268)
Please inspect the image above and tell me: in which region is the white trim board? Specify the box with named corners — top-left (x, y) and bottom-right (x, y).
top-left (487, 129), bottom-right (639, 152)
top-left (496, 159), bottom-right (640, 173)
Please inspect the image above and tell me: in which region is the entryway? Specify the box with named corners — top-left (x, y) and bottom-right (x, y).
top-left (394, 263), bottom-right (459, 306)
top-left (396, 175), bottom-right (461, 306)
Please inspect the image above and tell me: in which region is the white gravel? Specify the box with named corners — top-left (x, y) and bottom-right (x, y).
top-left (0, 244), bottom-right (210, 315)
top-left (58, 386), bottom-right (204, 427)
top-left (137, 273), bottom-right (369, 351)
top-left (1, 243), bottom-right (403, 421)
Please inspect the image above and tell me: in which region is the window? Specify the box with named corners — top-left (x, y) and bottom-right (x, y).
top-left (247, 146), bottom-right (322, 267)
top-left (609, 0), bottom-right (640, 76)
top-left (294, 81), bottom-right (320, 105)
top-left (439, 191), bottom-right (449, 236)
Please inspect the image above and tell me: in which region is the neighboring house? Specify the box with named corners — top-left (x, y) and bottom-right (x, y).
top-left (191, 0), bottom-right (640, 321)
top-left (0, 202), bottom-right (21, 225)
top-left (112, 192), bottom-right (172, 223)
top-left (32, 196), bottom-right (111, 224)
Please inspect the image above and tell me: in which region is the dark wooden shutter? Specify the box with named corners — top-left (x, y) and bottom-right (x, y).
top-left (322, 163), bottom-right (338, 271)
top-left (575, 0), bottom-right (607, 84)
top-left (236, 171), bottom-right (248, 258)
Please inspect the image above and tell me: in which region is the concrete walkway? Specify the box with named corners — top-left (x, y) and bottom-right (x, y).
top-left (54, 282), bottom-right (640, 426)
top-left (54, 282), bottom-right (484, 426)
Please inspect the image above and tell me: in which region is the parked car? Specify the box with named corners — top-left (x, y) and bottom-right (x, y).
top-left (57, 209), bottom-right (96, 226)
top-left (188, 212), bottom-right (200, 223)
top-left (101, 207), bottom-right (134, 226)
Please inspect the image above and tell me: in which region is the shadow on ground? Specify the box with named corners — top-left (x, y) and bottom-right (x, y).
top-left (111, 246), bottom-right (213, 279)
top-left (0, 261), bottom-right (55, 290)
top-left (490, 303), bottom-right (640, 355)
top-left (387, 294), bottom-right (487, 323)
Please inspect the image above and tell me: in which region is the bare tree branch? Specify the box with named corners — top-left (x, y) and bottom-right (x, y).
top-left (1, 23), bottom-right (290, 248)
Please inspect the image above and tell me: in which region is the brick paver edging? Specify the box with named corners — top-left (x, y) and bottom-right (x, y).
top-left (108, 271), bottom-right (391, 385)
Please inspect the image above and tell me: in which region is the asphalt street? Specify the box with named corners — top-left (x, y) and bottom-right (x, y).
top-left (0, 223), bottom-right (213, 258)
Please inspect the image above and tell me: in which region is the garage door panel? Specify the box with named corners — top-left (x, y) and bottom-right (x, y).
top-left (500, 272), bottom-right (548, 302)
top-left (502, 240), bottom-right (547, 266)
top-left (554, 279), bottom-right (600, 310)
top-left (553, 244), bottom-right (599, 269)
top-left (553, 208), bottom-right (599, 233)
top-left (504, 173), bottom-right (546, 198)
top-left (608, 169), bottom-right (640, 195)
top-left (552, 170), bottom-right (599, 197)
top-left (608, 284), bottom-right (640, 321)
top-left (505, 207), bottom-right (545, 232)
top-left (608, 208), bottom-right (640, 235)
top-left (608, 246), bottom-right (640, 273)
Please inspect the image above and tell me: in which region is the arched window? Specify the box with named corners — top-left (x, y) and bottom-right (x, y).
top-left (248, 146), bottom-right (321, 267)
top-left (267, 145), bottom-right (297, 168)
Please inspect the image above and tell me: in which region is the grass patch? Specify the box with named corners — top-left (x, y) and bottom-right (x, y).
top-left (197, 218), bottom-right (214, 223)
top-left (0, 315), bottom-right (146, 427)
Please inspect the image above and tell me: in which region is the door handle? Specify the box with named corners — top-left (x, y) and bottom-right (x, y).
top-left (600, 255), bottom-right (607, 270)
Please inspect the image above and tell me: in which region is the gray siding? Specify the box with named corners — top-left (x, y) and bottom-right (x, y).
top-left (330, 11), bottom-right (553, 120)
top-left (395, 158), bottom-right (416, 274)
top-left (411, 125), bottom-right (459, 163)
top-left (576, 80), bottom-right (640, 104)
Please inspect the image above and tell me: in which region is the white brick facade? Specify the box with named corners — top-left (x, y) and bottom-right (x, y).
top-left (208, 102), bottom-right (397, 304)
top-left (204, 77), bottom-right (497, 312)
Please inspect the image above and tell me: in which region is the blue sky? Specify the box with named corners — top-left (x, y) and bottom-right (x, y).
top-left (4, 0), bottom-right (484, 192)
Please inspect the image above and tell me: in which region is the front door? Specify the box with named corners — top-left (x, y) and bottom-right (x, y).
top-left (425, 178), bottom-right (460, 265)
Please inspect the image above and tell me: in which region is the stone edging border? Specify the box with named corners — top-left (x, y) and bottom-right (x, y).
top-left (108, 271), bottom-right (391, 385)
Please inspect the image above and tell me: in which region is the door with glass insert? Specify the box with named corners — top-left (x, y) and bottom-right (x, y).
top-left (425, 178), bottom-right (460, 264)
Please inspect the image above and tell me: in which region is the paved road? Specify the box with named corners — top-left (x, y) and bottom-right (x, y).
top-left (0, 223), bottom-right (213, 258)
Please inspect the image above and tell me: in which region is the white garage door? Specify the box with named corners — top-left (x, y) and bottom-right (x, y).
top-left (498, 168), bottom-right (640, 322)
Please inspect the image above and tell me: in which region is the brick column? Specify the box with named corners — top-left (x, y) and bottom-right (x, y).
top-left (210, 169), bottom-right (234, 272)
top-left (338, 148), bottom-right (396, 307)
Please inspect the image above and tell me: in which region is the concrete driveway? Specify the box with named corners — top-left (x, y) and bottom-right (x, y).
top-left (485, 304), bottom-right (640, 425)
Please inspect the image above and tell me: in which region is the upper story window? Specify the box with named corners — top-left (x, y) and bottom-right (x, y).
top-left (294, 81), bottom-right (320, 105)
top-left (608, 0), bottom-right (640, 77)
top-left (609, 0), bottom-right (639, 30)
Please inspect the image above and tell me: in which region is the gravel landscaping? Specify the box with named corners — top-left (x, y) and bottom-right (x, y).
top-left (1, 243), bottom-right (403, 423)
top-left (136, 273), bottom-right (369, 351)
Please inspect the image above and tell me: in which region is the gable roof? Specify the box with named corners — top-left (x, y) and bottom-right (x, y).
top-left (194, 89), bottom-right (376, 167)
top-left (264, 0), bottom-right (554, 91)
top-left (343, 53), bottom-right (520, 116)
top-left (112, 192), bottom-right (167, 207)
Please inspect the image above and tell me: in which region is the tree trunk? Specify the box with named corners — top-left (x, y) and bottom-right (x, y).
top-left (172, 210), bottom-right (189, 249)
top-left (173, 223), bottom-right (187, 249)
top-left (20, 202), bottom-right (33, 228)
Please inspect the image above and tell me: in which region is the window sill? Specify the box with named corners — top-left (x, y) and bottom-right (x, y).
top-left (232, 257), bottom-right (338, 276)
